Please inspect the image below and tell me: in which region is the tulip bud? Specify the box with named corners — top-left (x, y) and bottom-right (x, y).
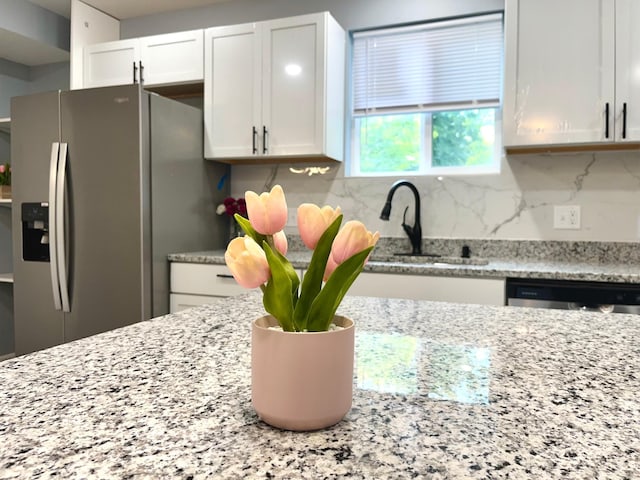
top-left (297, 204), bottom-right (342, 250)
top-left (224, 236), bottom-right (270, 288)
top-left (330, 221), bottom-right (380, 266)
top-left (245, 185), bottom-right (288, 235)
top-left (273, 230), bottom-right (288, 256)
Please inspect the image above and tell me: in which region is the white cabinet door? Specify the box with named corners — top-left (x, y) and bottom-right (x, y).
top-left (503, 0), bottom-right (615, 147)
top-left (204, 23), bottom-right (260, 158)
top-left (83, 38), bottom-right (139, 88)
top-left (614, 0), bottom-right (640, 142)
top-left (348, 272), bottom-right (505, 306)
top-left (204, 12), bottom-right (345, 162)
top-left (139, 30), bottom-right (204, 86)
top-left (171, 263), bottom-right (247, 297)
top-left (83, 30), bottom-right (203, 89)
top-left (262, 14), bottom-right (324, 156)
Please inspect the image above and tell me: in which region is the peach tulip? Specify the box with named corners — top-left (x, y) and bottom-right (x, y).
top-left (273, 230), bottom-right (288, 256)
top-left (224, 236), bottom-right (270, 288)
top-left (323, 255), bottom-right (339, 282)
top-left (330, 220), bottom-right (380, 266)
top-left (297, 204), bottom-right (342, 250)
top-left (245, 185), bottom-right (288, 235)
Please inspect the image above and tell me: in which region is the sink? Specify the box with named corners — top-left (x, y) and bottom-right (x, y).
top-left (370, 253), bottom-right (489, 266)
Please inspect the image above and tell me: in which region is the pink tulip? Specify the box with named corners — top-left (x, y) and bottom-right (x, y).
top-left (323, 255), bottom-right (339, 282)
top-left (273, 230), bottom-right (288, 256)
top-left (245, 185), bottom-right (288, 235)
top-left (297, 204), bottom-right (342, 250)
top-left (0, 165), bottom-right (5, 173)
top-left (330, 220), bottom-right (380, 266)
top-left (224, 236), bottom-right (270, 288)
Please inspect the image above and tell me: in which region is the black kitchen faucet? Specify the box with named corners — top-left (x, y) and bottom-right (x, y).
top-left (380, 180), bottom-right (423, 255)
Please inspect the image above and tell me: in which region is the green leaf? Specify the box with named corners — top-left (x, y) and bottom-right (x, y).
top-left (234, 214), bottom-right (266, 246)
top-left (262, 241), bottom-right (295, 331)
top-left (305, 246), bottom-right (373, 332)
top-left (270, 240), bottom-right (300, 310)
top-left (292, 215), bottom-right (342, 331)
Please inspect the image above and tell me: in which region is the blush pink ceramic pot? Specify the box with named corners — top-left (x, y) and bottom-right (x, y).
top-left (251, 315), bottom-right (355, 431)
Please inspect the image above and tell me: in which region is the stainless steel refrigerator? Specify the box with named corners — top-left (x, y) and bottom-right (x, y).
top-left (11, 85), bottom-right (229, 356)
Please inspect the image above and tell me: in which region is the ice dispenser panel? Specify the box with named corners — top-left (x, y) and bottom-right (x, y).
top-left (22, 202), bottom-right (50, 262)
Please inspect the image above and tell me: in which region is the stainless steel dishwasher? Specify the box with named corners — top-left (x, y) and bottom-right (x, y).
top-left (505, 277), bottom-right (640, 314)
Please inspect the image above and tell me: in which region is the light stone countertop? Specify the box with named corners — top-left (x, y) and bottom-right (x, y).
top-left (168, 249), bottom-right (640, 284)
top-left (1, 292), bottom-right (639, 478)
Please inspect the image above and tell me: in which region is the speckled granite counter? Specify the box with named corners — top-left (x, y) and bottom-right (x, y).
top-left (168, 249), bottom-right (640, 283)
top-left (1, 292), bottom-right (639, 478)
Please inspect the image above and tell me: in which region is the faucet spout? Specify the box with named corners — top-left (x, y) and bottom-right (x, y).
top-left (379, 180), bottom-right (422, 255)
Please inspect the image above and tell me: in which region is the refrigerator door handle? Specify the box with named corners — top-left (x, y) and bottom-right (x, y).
top-left (48, 142), bottom-right (62, 311)
top-left (57, 142), bottom-right (71, 313)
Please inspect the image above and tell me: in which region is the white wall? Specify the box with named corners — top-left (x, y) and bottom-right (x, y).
top-left (69, 0), bottom-right (119, 90)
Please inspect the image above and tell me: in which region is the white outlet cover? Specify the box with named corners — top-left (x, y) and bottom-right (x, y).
top-left (553, 205), bottom-right (581, 229)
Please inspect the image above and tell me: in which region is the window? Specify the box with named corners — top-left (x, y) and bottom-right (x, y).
top-left (350, 14), bottom-right (503, 176)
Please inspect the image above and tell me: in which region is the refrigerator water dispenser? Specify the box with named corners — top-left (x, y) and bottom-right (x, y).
top-left (22, 203), bottom-right (50, 262)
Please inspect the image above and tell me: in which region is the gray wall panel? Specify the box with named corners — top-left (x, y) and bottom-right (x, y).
top-left (122, 0), bottom-right (504, 37)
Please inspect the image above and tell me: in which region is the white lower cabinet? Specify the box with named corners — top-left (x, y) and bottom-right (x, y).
top-left (348, 272), bottom-right (505, 306)
top-left (170, 263), bottom-right (308, 312)
top-left (170, 263), bottom-right (246, 312)
top-left (170, 263), bottom-right (506, 312)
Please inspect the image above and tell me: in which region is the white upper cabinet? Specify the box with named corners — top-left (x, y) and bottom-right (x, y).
top-left (204, 22), bottom-right (260, 158)
top-left (83, 30), bottom-right (204, 89)
top-left (503, 0), bottom-right (640, 148)
top-left (84, 38), bottom-right (139, 88)
top-left (204, 12), bottom-right (346, 162)
top-left (614, 0), bottom-right (640, 142)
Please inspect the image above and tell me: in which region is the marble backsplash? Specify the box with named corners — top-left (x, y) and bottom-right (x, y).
top-left (229, 149), bottom-right (640, 243)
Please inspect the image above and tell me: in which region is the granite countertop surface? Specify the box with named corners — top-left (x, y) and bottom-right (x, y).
top-left (1, 292), bottom-right (639, 478)
top-left (168, 249), bottom-right (640, 283)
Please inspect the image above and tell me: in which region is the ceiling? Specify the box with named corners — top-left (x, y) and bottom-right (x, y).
top-left (29, 0), bottom-right (235, 20)
top-left (1, 0), bottom-right (237, 66)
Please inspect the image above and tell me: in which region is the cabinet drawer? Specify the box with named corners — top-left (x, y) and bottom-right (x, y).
top-left (170, 263), bottom-right (245, 297)
top-left (349, 272), bottom-right (505, 306)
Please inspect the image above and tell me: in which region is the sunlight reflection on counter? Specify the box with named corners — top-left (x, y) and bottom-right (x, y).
top-left (355, 332), bottom-right (491, 405)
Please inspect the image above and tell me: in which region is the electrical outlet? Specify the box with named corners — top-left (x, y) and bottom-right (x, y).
top-left (553, 205), bottom-right (581, 229)
top-left (286, 207), bottom-right (298, 227)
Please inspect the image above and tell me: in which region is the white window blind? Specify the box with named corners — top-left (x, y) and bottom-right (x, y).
top-left (352, 13), bottom-right (503, 115)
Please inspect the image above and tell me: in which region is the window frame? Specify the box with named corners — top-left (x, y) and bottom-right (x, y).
top-left (348, 13), bottom-right (504, 178)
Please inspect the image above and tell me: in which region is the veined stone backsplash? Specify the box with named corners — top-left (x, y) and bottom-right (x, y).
top-left (229, 150), bottom-right (640, 243)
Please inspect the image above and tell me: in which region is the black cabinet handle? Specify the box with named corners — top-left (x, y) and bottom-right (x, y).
top-left (263, 126), bottom-right (268, 154)
top-left (139, 61), bottom-right (144, 84)
top-left (605, 102), bottom-right (610, 139)
top-left (216, 274), bottom-right (234, 279)
top-left (133, 62), bottom-right (138, 84)
top-left (252, 126), bottom-right (258, 154)
top-left (623, 102), bottom-right (627, 139)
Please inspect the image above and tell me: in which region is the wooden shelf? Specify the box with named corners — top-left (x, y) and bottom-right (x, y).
top-left (0, 273), bottom-right (14, 284)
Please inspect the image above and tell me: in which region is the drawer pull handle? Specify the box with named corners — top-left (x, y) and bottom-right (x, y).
top-left (605, 102), bottom-right (610, 139)
top-left (216, 274), bottom-right (234, 279)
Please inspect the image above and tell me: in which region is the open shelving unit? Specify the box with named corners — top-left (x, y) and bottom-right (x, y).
top-left (0, 116), bottom-right (13, 356)
top-left (0, 273), bottom-right (13, 284)
top-left (0, 117), bottom-right (9, 134)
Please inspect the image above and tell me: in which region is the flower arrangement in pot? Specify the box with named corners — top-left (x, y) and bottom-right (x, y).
top-left (216, 196), bottom-right (247, 240)
top-left (0, 163), bottom-right (11, 199)
top-left (224, 185), bottom-right (379, 430)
